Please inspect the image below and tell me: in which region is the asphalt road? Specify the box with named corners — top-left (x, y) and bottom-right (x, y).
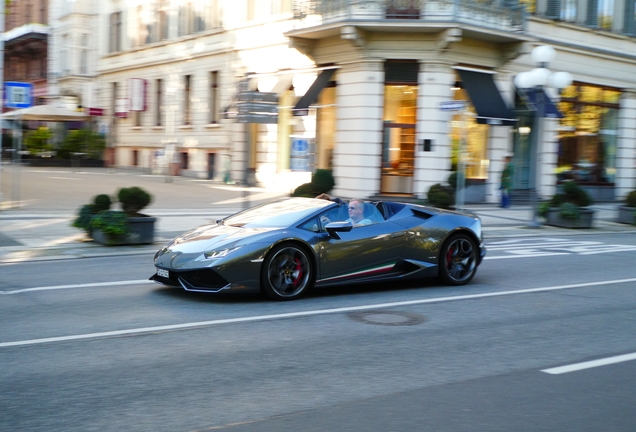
top-left (1, 233), bottom-right (636, 431)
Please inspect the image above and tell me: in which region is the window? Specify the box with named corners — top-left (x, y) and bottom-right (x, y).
top-left (132, 150), bottom-right (139, 166)
top-left (625, 0), bottom-right (636, 34)
top-left (179, 2), bottom-right (194, 36)
top-left (158, 0), bottom-right (169, 40)
top-left (557, 83), bottom-right (621, 184)
top-left (109, 12), bottom-right (122, 52)
top-left (209, 71), bottom-right (219, 123)
top-left (61, 34), bottom-right (68, 75)
top-left (134, 111), bottom-right (142, 127)
top-left (561, 0), bottom-right (577, 22)
top-left (156, 79), bottom-right (163, 126)
top-left (450, 73), bottom-right (490, 180)
top-left (184, 75), bottom-right (191, 125)
top-left (586, 0), bottom-right (614, 29)
top-left (79, 34), bottom-right (88, 75)
top-left (181, 152), bottom-right (189, 170)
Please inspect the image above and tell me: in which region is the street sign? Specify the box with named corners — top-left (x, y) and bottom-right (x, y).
top-left (238, 91), bottom-right (278, 103)
top-left (439, 100), bottom-right (467, 111)
top-left (237, 101), bottom-right (279, 114)
top-left (4, 82), bottom-right (34, 109)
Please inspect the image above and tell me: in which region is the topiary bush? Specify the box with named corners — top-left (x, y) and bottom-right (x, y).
top-left (72, 204), bottom-right (96, 234)
top-left (292, 182), bottom-right (316, 198)
top-left (427, 183), bottom-right (455, 209)
top-left (93, 194), bottom-right (112, 213)
top-left (311, 169), bottom-right (335, 194)
top-left (562, 181), bottom-right (592, 207)
top-left (626, 190), bottom-right (636, 208)
top-left (291, 169), bottom-right (336, 197)
top-left (117, 187), bottom-right (152, 215)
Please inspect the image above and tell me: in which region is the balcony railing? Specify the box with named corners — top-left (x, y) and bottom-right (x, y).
top-left (292, 0), bottom-right (526, 33)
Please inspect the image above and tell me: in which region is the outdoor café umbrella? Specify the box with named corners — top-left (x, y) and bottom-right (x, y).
top-left (0, 104), bottom-right (89, 121)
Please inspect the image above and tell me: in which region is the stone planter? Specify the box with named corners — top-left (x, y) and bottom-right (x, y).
top-left (617, 205), bottom-right (636, 225)
top-left (545, 208), bottom-right (595, 229)
top-left (92, 215), bottom-right (156, 246)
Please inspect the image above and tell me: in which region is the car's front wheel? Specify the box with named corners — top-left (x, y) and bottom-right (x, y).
top-left (261, 244), bottom-right (315, 300)
top-left (439, 233), bottom-right (478, 286)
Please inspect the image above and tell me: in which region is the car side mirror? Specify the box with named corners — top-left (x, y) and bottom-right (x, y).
top-left (325, 221), bottom-right (353, 239)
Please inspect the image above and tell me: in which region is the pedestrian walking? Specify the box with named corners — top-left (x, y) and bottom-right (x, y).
top-left (500, 155), bottom-right (513, 208)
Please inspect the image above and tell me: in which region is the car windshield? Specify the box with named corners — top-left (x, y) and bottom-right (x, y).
top-left (222, 198), bottom-right (333, 228)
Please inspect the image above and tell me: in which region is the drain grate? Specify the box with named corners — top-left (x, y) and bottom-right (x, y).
top-left (349, 310), bottom-right (426, 327)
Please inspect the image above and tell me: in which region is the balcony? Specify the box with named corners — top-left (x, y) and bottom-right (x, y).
top-left (290, 0), bottom-right (527, 40)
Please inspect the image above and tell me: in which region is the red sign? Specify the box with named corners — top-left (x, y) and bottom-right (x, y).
top-left (88, 108), bottom-right (105, 116)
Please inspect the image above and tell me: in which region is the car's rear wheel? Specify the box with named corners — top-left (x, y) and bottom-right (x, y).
top-left (261, 244), bottom-right (314, 300)
top-left (439, 233), bottom-right (478, 286)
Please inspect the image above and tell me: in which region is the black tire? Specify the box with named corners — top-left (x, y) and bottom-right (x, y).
top-left (261, 244), bottom-right (315, 300)
top-left (439, 233), bottom-right (478, 286)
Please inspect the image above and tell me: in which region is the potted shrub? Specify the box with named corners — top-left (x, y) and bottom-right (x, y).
top-left (543, 181), bottom-right (595, 228)
top-left (73, 187), bottom-right (156, 246)
top-left (426, 172), bottom-right (456, 209)
top-left (292, 169), bottom-right (336, 197)
top-left (618, 190), bottom-right (636, 225)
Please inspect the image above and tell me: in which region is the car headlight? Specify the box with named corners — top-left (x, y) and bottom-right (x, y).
top-left (203, 246), bottom-right (242, 260)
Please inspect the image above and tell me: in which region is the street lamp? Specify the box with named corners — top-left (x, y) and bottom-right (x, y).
top-left (514, 45), bottom-right (572, 228)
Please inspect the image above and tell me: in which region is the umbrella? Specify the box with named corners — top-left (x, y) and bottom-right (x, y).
top-left (0, 104), bottom-right (89, 121)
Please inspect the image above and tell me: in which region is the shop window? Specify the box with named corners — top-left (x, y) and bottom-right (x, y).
top-left (382, 85), bottom-right (417, 177)
top-left (557, 83), bottom-right (620, 184)
top-left (181, 152), bottom-right (189, 170)
top-left (450, 79), bottom-right (489, 180)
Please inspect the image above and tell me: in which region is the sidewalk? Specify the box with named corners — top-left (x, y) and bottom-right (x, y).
top-left (1, 201), bottom-right (634, 264)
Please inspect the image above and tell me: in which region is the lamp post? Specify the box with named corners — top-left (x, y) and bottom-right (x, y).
top-left (514, 45), bottom-right (572, 228)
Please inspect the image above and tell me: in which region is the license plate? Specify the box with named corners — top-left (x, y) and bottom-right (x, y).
top-left (157, 268), bottom-right (169, 278)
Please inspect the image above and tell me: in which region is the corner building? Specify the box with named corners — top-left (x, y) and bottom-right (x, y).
top-left (93, 0), bottom-right (636, 202)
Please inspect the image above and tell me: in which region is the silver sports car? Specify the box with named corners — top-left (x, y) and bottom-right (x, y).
top-left (150, 197), bottom-right (486, 300)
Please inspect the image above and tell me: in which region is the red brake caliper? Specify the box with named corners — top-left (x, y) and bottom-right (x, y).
top-left (446, 247), bottom-right (454, 269)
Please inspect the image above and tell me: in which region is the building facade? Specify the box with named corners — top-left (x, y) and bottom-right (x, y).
top-left (3, 0), bottom-right (49, 104)
top-left (85, 0), bottom-right (636, 202)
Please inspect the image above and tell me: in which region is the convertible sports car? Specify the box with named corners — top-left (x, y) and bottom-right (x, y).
top-left (150, 197), bottom-right (486, 300)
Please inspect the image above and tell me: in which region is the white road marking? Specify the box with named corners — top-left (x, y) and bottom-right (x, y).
top-left (541, 352), bottom-right (636, 375)
top-left (0, 280), bottom-right (153, 295)
top-left (485, 237), bottom-right (636, 259)
top-left (48, 176), bottom-right (81, 181)
top-left (1, 277), bottom-right (635, 348)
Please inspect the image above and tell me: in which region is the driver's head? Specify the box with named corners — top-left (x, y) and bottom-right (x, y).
top-left (348, 199), bottom-right (365, 222)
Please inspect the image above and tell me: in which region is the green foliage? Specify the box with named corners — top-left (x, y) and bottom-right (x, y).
top-left (72, 204), bottom-right (96, 234)
top-left (117, 187), bottom-right (152, 215)
top-left (291, 170), bottom-right (336, 197)
top-left (292, 182), bottom-right (316, 198)
top-left (538, 201), bottom-right (550, 218)
top-left (427, 183), bottom-right (455, 209)
top-left (311, 169), bottom-right (335, 194)
top-left (57, 129), bottom-right (106, 160)
top-left (559, 202), bottom-right (581, 220)
top-left (625, 190), bottom-right (636, 208)
top-left (447, 172), bottom-right (458, 190)
top-left (93, 194), bottom-right (112, 213)
top-left (89, 211), bottom-right (129, 236)
top-left (561, 181), bottom-right (592, 207)
top-left (24, 127), bottom-right (53, 155)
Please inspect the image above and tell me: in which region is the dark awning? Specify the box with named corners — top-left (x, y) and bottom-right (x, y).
top-left (456, 69), bottom-right (517, 126)
top-left (523, 88), bottom-right (563, 119)
top-left (292, 68), bottom-right (336, 116)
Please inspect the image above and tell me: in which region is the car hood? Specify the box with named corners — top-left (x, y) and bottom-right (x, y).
top-left (165, 223), bottom-right (276, 253)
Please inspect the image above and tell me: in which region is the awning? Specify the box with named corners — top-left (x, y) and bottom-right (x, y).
top-left (292, 68), bottom-right (336, 116)
top-left (523, 88), bottom-right (563, 119)
top-left (456, 69), bottom-right (517, 126)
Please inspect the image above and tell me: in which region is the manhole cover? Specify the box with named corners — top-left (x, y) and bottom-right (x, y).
top-left (349, 310), bottom-right (426, 326)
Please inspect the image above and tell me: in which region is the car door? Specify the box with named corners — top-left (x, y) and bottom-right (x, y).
top-left (317, 220), bottom-right (406, 283)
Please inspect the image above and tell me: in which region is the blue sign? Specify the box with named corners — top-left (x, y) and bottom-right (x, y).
top-left (4, 82), bottom-right (34, 109)
top-left (291, 138), bottom-right (308, 154)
